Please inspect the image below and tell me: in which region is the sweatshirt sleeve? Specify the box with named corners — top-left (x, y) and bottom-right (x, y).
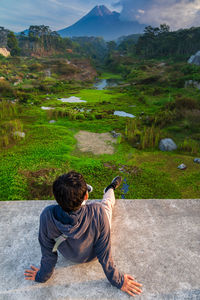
top-left (94, 206), bottom-right (124, 289)
top-left (35, 209), bottom-right (58, 283)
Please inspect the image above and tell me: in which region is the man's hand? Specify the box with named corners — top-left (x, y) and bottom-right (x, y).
top-left (121, 274), bottom-right (142, 297)
top-left (24, 265), bottom-right (39, 281)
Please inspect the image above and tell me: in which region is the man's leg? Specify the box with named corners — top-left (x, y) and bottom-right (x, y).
top-left (101, 176), bottom-right (122, 228)
top-left (101, 188), bottom-right (115, 228)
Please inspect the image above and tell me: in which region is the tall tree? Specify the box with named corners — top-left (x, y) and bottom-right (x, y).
top-left (7, 32), bottom-right (20, 56)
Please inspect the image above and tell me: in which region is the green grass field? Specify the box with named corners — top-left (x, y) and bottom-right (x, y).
top-left (1, 62), bottom-right (200, 200)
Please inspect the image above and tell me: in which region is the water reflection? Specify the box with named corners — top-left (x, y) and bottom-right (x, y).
top-left (114, 111), bottom-right (135, 118)
top-left (121, 178), bottom-right (129, 199)
top-left (94, 79), bottom-right (121, 90)
top-left (58, 96), bottom-right (87, 103)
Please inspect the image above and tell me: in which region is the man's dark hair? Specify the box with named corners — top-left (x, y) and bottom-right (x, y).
top-left (53, 171), bottom-right (87, 213)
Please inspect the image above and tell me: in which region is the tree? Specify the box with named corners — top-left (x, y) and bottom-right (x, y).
top-left (7, 32), bottom-right (21, 56)
top-left (0, 26), bottom-right (10, 47)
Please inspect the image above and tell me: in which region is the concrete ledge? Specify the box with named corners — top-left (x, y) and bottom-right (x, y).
top-left (0, 199), bottom-right (200, 300)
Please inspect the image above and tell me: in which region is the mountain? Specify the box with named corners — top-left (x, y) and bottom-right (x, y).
top-left (57, 5), bottom-right (147, 41)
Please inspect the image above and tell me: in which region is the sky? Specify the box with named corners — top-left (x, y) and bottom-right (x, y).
top-left (1, 0), bottom-right (200, 32)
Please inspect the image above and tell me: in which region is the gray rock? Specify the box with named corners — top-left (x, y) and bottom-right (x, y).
top-left (158, 62), bottom-right (166, 67)
top-left (188, 51), bottom-right (200, 65)
top-left (194, 158), bottom-right (200, 164)
top-left (14, 131), bottom-right (25, 138)
top-left (111, 130), bottom-right (121, 138)
top-left (178, 164), bottom-right (187, 170)
top-left (159, 138), bottom-right (177, 151)
top-left (49, 120), bottom-right (56, 124)
top-left (185, 80), bottom-right (200, 90)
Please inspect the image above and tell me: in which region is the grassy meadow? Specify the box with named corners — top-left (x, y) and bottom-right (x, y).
top-left (0, 57), bottom-right (200, 200)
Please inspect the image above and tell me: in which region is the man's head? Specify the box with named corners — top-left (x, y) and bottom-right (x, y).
top-left (53, 171), bottom-right (88, 213)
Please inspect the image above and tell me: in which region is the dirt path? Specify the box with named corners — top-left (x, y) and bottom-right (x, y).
top-left (75, 130), bottom-right (117, 155)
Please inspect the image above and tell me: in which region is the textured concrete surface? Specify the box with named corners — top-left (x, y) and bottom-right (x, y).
top-left (0, 199), bottom-right (200, 300)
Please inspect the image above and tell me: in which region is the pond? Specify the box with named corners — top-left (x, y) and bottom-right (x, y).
top-left (94, 79), bottom-right (121, 90)
top-left (58, 96), bottom-right (87, 103)
top-left (114, 111), bottom-right (135, 118)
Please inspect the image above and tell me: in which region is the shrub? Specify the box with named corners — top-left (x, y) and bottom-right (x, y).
top-left (140, 125), bottom-right (162, 150)
top-left (15, 91), bottom-right (33, 104)
top-left (54, 62), bottom-right (78, 76)
top-left (191, 133), bottom-right (200, 141)
top-left (139, 75), bottom-right (161, 85)
top-left (125, 118), bottom-right (142, 145)
top-left (76, 113), bottom-right (85, 120)
top-left (0, 119), bottom-right (24, 148)
top-left (125, 119), bottom-right (164, 149)
top-left (175, 97), bottom-right (199, 110)
top-left (179, 138), bottom-right (199, 155)
top-left (183, 109), bottom-right (200, 128)
top-left (152, 110), bottom-right (177, 127)
top-left (0, 80), bottom-right (14, 96)
top-left (29, 63), bottom-right (43, 71)
top-left (0, 101), bottom-right (17, 119)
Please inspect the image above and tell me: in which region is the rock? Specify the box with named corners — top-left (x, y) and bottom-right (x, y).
top-left (178, 164), bottom-right (187, 170)
top-left (13, 80), bottom-right (21, 86)
top-left (158, 62), bottom-right (166, 67)
top-left (185, 80), bottom-right (200, 90)
top-left (0, 47), bottom-right (10, 57)
top-left (111, 130), bottom-right (121, 138)
top-left (194, 158), bottom-right (200, 164)
top-left (14, 131), bottom-right (25, 138)
top-left (49, 120), bottom-right (56, 124)
top-left (188, 51), bottom-right (200, 65)
top-left (159, 138), bottom-right (177, 151)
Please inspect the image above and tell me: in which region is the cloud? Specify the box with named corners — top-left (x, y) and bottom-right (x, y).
top-left (117, 0), bottom-right (200, 29)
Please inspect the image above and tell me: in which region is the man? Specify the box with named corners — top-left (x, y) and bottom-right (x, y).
top-left (24, 171), bottom-right (142, 297)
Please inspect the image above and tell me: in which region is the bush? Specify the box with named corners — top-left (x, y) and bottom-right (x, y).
top-left (0, 101), bottom-right (17, 119)
top-left (0, 119), bottom-right (24, 148)
top-left (140, 126), bottom-right (162, 150)
top-left (15, 91), bottom-right (33, 104)
top-left (175, 97), bottom-right (199, 110)
top-left (29, 63), bottom-right (43, 72)
top-left (179, 138), bottom-right (199, 155)
top-left (125, 119), bottom-right (164, 149)
top-left (0, 80), bottom-right (14, 96)
top-left (54, 62), bottom-right (78, 76)
top-left (183, 109), bottom-right (200, 127)
top-left (152, 110), bottom-right (177, 127)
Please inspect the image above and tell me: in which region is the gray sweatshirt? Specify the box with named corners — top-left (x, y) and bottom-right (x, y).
top-left (35, 202), bottom-right (124, 289)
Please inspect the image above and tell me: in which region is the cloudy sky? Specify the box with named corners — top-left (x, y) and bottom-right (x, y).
top-left (1, 0), bottom-right (200, 32)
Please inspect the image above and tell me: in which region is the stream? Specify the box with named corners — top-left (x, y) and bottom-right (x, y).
top-left (121, 177), bottom-right (129, 199)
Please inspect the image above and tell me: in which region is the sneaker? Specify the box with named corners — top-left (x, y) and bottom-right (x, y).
top-left (104, 176), bottom-right (122, 193)
top-left (87, 184), bottom-right (93, 193)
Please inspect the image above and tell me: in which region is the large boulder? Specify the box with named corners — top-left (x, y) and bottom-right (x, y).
top-left (194, 158), bottom-right (200, 164)
top-left (188, 51), bottom-right (200, 65)
top-left (159, 138), bottom-right (177, 152)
